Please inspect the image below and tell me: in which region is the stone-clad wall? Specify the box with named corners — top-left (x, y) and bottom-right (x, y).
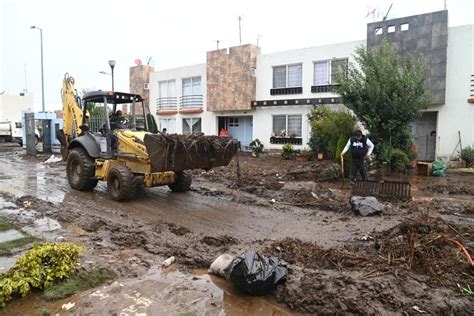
top-left (129, 65), bottom-right (154, 107)
top-left (367, 10), bottom-right (448, 104)
top-left (207, 44), bottom-right (260, 111)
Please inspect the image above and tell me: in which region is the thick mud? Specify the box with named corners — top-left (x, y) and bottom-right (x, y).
top-left (0, 146), bottom-right (473, 314)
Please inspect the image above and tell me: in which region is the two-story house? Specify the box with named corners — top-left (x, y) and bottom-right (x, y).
top-left (135, 10), bottom-right (474, 160)
top-left (251, 40), bottom-right (364, 150)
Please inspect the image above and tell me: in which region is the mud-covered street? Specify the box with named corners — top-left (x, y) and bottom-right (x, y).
top-left (0, 144), bottom-right (473, 315)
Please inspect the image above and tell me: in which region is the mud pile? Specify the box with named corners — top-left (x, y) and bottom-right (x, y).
top-left (265, 215), bottom-right (474, 314)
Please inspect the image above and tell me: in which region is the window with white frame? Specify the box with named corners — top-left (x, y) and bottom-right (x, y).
top-left (313, 59), bottom-right (348, 86)
top-left (272, 115), bottom-right (302, 137)
top-left (228, 117), bottom-right (239, 127)
top-left (159, 80), bottom-right (176, 98)
top-left (158, 118), bottom-right (176, 133)
top-left (183, 118), bottom-right (202, 134)
top-left (182, 76), bottom-right (201, 96)
top-left (273, 64), bottom-right (302, 88)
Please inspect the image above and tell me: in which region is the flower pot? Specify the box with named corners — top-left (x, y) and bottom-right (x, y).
top-left (295, 156), bottom-right (307, 162)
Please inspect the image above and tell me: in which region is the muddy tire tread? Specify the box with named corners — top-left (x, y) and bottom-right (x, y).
top-left (168, 171), bottom-right (192, 192)
top-left (107, 164), bottom-right (137, 201)
top-left (66, 147), bottom-right (98, 191)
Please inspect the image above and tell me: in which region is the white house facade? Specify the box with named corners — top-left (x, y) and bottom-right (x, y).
top-left (140, 10), bottom-right (474, 161)
top-left (252, 40), bottom-right (364, 150)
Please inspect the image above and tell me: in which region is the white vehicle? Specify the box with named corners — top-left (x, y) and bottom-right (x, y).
top-left (0, 121), bottom-right (41, 146)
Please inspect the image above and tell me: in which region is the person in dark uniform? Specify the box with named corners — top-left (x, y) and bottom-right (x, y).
top-left (340, 130), bottom-right (374, 182)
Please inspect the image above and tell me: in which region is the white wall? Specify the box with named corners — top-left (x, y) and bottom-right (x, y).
top-left (149, 64), bottom-right (218, 135)
top-left (253, 105), bottom-right (312, 150)
top-left (256, 40), bottom-right (364, 101)
top-left (254, 40), bottom-right (364, 149)
top-left (0, 94), bottom-right (34, 122)
top-left (429, 25), bottom-right (474, 159)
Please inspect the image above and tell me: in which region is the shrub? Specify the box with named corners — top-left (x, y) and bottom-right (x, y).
top-left (249, 139), bottom-right (264, 158)
top-left (282, 144), bottom-right (294, 160)
top-left (300, 149), bottom-right (311, 159)
top-left (308, 105), bottom-right (356, 157)
top-left (460, 146), bottom-right (474, 167)
top-left (334, 135), bottom-right (352, 163)
top-left (0, 243), bottom-right (84, 307)
top-left (389, 148), bottom-right (410, 172)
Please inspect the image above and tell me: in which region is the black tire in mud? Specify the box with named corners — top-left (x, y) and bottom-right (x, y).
top-left (107, 164), bottom-right (137, 201)
top-left (168, 171), bottom-right (192, 193)
top-left (66, 147), bottom-right (98, 191)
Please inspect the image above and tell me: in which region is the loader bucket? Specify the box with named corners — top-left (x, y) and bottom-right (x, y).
top-left (144, 133), bottom-right (240, 173)
top-left (352, 180), bottom-right (412, 201)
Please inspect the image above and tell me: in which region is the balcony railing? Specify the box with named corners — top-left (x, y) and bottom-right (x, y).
top-left (156, 97), bottom-right (178, 110)
top-left (180, 95), bottom-right (203, 108)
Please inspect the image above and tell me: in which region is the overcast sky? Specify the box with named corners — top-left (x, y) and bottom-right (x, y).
top-left (1, 0), bottom-right (473, 111)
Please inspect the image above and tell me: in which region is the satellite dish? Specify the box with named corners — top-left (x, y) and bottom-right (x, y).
top-left (135, 58), bottom-right (142, 65)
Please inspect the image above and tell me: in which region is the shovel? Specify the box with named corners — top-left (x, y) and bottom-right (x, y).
top-left (340, 155), bottom-right (346, 189)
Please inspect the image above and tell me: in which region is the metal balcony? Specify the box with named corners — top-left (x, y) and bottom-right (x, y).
top-left (180, 95), bottom-right (203, 108)
top-left (156, 97), bottom-right (178, 111)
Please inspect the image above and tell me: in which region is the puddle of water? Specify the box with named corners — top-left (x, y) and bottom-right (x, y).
top-left (0, 229), bottom-right (24, 243)
top-left (145, 265), bottom-right (291, 315)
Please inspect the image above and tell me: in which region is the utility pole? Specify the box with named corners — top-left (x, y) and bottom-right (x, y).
top-left (30, 26), bottom-right (45, 111)
top-left (108, 60), bottom-right (116, 93)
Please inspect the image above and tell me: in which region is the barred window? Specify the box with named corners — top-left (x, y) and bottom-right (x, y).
top-left (331, 59), bottom-right (348, 84)
top-left (272, 115), bottom-right (287, 136)
top-left (288, 115), bottom-right (302, 137)
top-left (273, 66), bottom-right (286, 88)
top-left (273, 64), bottom-right (302, 88)
top-left (272, 115), bottom-right (302, 138)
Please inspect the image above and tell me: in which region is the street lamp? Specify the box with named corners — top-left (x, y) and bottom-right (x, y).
top-left (108, 60), bottom-right (116, 93)
top-left (30, 25), bottom-right (45, 112)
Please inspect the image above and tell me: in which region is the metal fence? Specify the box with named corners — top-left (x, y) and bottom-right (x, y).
top-left (89, 116), bottom-right (104, 133)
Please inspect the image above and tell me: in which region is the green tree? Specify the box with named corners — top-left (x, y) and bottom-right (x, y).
top-left (334, 41), bottom-right (430, 162)
top-left (308, 105), bottom-right (357, 158)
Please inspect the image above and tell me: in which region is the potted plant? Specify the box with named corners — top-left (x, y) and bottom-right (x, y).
top-left (295, 149), bottom-right (310, 162)
top-left (282, 144), bottom-right (293, 160)
top-left (249, 139), bottom-right (264, 158)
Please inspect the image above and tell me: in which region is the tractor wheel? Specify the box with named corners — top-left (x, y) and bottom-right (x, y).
top-left (107, 164), bottom-right (137, 201)
top-left (168, 171), bottom-right (192, 193)
top-left (66, 147), bottom-right (98, 191)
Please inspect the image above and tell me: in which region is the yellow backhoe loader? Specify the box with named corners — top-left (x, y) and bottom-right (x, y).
top-left (58, 74), bottom-right (238, 201)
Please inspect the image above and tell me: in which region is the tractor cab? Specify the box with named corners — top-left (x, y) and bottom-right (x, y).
top-left (77, 91), bottom-right (157, 159)
top-left (81, 91), bottom-right (155, 133)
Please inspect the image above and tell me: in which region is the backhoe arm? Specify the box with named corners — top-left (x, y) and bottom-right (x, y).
top-left (61, 73), bottom-right (84, 139)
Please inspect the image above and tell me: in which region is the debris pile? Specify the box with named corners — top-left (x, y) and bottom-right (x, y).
top-left (267, 215), bottom-right (474, 285)
top-left (144, 133), bottom-right (239, 172)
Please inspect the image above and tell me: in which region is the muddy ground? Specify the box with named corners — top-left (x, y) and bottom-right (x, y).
top-left (0, 144), bottom-right (473, 315)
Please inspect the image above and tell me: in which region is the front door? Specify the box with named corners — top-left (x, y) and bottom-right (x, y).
top-left (227, 116), bottom-right (253, 150)
top-left (413, 112), bottom-right (437, 161)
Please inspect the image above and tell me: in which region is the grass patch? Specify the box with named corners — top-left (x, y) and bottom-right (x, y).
top-left (42, 268), bottom-right (117, 301)
top-left (0, 236), bottom-right (37, 255)
top-left (0, 218), bottom-right (14, 232)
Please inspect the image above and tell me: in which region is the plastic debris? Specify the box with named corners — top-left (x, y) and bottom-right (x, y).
top-left (412, 305), bottom-right (427, 313)
top-left (208, 254), bottom-right (234, 277)
top-left (44, 154), bottom-right (62, 164)
top-left (224, 251), bottom-right (288, 296)
top-left (62, 302), bottom-right (75, 310)
top-left (162, 256), bottom-right (176, 268)
top-left (432, 161), bottom-right (447, 177)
